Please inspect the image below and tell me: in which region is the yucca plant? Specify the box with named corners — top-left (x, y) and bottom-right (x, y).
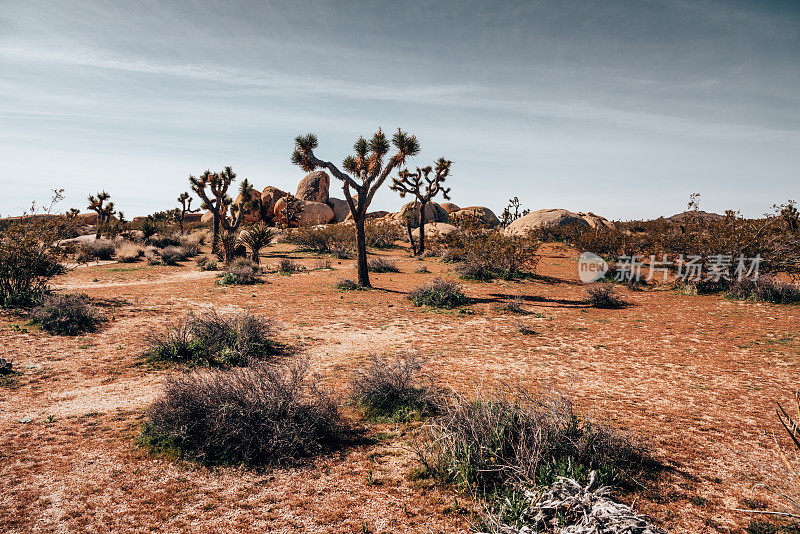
top-left (238, 222), bottom-right (273, 265)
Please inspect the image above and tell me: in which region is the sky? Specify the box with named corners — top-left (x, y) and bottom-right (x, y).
top-left (1, 0), bottom-right (798, 220)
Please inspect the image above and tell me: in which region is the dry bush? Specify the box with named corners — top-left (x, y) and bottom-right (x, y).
top-left (441, 228), bottom-right (540, 281)
top-left (31, 293), bottom-right (104, 335)
top-left (413, 386), bottom-right (651, 496)
top-left (160, 245), bottom-right (187, 265)
top-left (367, 257), bottom-right (399, 273)
top-left (145, 310), bottom-right (285, 366)
top-left (144, 246), bottom-right (161, 265)
top-left (146, 233), bottom-right (182, 249)
top-left (142, 360), bottom-right (345, 467)
top-left (219, 258), bottom-right (260, 285)
top-left (116, 241), bottom-right (142, 262)
top-left (195, 255), bottom-right (218, 271)
top-left (407, 277), bottom-right (469, 308)
top-left (277, 257), bottom-right (301, 274)
top-left (288, 224), bottom-right (355, 258)
top-left (335, 278), bottom-right (364, 291)
top-left (364, 220), bottom-right (401, 249)
top-left (0, 217), bottom-right (67, 307)
top-left (726, 277), bottom-right (800, 304)
top-left (79, 238), bottom-right (115, 261)
top-left (585, 284), bottom-right (627, 309)
top-left (350, 355), bottom-right (443, 420)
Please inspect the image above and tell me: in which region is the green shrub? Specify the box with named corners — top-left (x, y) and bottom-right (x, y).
top-left (335, 278), bottom-right (365, 291)
top-left (350, 355), bottom-right (442, 420)
top-left (218, 258), bottom-right (260, 285)
top-left (142, 361), bottom-right (345, 467)
top-left (31, 293), bottom-right (104, 335)
top-left (145, 310), bottom-right (285, 366)
top-left (407, 277), bottom-right (469, 308)
top-left (288, 224), bottom-right (354, 258)
top-left (442, 229), bottom-right (540, 281)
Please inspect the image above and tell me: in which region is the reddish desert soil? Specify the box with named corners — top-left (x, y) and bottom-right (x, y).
top-left (1, 243), bottom-right (798, 533)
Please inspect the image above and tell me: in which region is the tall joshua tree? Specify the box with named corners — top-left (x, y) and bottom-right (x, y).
top-left (176, 192), bottom-right (200, 235)
top-left (292, 128), bottom-right (420, 287)
top-left (189, 167), bottom-right (237, 252)
top-left (390, 158), bottom-right (452, 256)
top-left (87, 191), bottom-right (116, 239)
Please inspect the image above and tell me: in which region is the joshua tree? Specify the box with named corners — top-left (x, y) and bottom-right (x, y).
top-left (87, 191), bottom-right (116, 239)
top-left (500, 197), bottom-right (530, 228)
top-left (390, 158), bottom-right (452, 255)
top-left (190, 169), bottom-right (260, 263)
top-left (781, 201), bottom-right (799, 232)
top-left (292, 128), bottom-right (420, 287)
top-left (176, 192), bottom-right (200, 235)
top-left (238, 222), bottom-right (274, 265)
top-left (189, 167), bottom-right (237, 253)
top-left (277, 194), bottom-right (303, 229)
top-left (65, 208), bottom-right (80, 218)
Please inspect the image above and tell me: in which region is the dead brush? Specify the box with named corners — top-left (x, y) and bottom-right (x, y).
top-left (277, 257), bottom-right (301, 274)
top-left (367, 257), bottom-right (399, 273)
top-left (585, 284), bottom-right (627, 309)
top-left (142, 359), bottom-right (346, 468)
top-left (412, 386), bottom-right (652, 496)
top-left (495, 295), bottom-right (529, 315)
top-left (350, 354), bottom-right (443, 420)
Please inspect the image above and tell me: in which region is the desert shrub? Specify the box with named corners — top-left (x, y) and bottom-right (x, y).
top-left (145, 310), bottom-right (284, 366)
top-left (364, 220), bottom-right (401, 249)
top-left (496, 295), bottom-right (528, 314)
top-left (219, 258), bottom-right (260, 285)
top-left (288, 224), bottom-right (355, 258)
top-left (116, 241), bottom-right (142, 262)
top-left (335, 278), bottom-right (365, 291)
top-left (142, 360), bottom-right (344, 467)
top-left (160, 245), bottom-right (187, 265)
top-left (315, 259), bottom-right (332, 270)
top-left (367, 257), bottom-right (399, 273)
top-left (407, 277), bottom-right (469, 308)
top-left (195, 255), bottom-right (218, 271)
top-left (277, 258), bottom-right (301, 274)
top-left (350, 355), bottom-right (442, 420)
top-left (177, 235), bottom-right (200, 258)
top-left (585, 284), bottom-right (627, 309)
top-left (415, 265), bottom-right (430, 273)
top-left (144, 246), bottom-right (161, 265)
top-left (80, 238), bottom-right (115, 261)
top-left (147, 234), bottom-right (181, 249)
top-left (726, 278), bottom-right (800, 304)
top-left (442, 229), bottom-right (539, 281)
top-left (414, 387), bottom-right (649, 495)
top-left (0, 217), bottom-right (67, 307)
top-left (31, 293), bottom-right (103, 335)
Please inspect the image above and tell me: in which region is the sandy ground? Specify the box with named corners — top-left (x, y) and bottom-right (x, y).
top-left (1, 244), bottom-right (798, 533)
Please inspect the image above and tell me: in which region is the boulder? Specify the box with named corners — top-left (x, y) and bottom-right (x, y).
top-left (184, 212), bottom-right (204, 223)
top-left (200, 210), bottom-right (214, 225)
top-left (411, 222), bottom-right (457, 240)
top-left (328, 197), bottom-right (351, 223)
top-left (450, 206), bottom-right (500, 228)
top-left (260, 186), bottom-right (288, 222)
top-left (273, 198), bottom-right (334, 227)
top-left (347, 210), bottom-right (391, 222)
top-left (296, 171), bottom-right (330, 204)
top-left (504, 209), bottom-right (614, 236)
top-left (394, 202), bottom-right (449, 228)
top-left (76, 212), bottom-right (99, 225)
top-left (234, 187), bottom-right (264, 225)
top-left (440, 202), bottom-right (461, 214)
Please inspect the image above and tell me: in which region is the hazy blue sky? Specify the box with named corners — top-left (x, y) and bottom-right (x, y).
top-left (1, 0), bottom-right (798, 219)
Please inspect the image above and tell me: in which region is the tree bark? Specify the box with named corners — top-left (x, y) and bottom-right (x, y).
top-left (406, 218), bottom-right (417, 256)
top-left (212, 214), bottom-right (220, 253)
top-left (355, 215), bottom-right (370, 287)
top-left (417, 200), bottom-right (428, 255)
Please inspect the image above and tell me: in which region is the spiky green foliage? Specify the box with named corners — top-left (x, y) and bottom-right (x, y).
top-left (291, 128), bottom-right (420, 288)
top-left (238, 222), bottom-right (273, 264)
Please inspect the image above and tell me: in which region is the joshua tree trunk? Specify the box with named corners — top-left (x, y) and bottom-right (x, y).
top-left (212, 212), bottom-right (220, 253)
top-left (406, 218), bottom-right (417, 256)
top-left (417, 200), bottom-right (428, 255)
top-left (355, 216), bottom-right (369, 287)
top-left (95, 223), bottom-right (102, 240)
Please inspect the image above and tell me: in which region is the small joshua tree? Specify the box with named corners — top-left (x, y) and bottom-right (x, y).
top-left (781, 201), bottom-right (799, 232)
top-left (277, 194), bottom-right (303, 229)
top-left (190, 167), bottom-right (243, 255)
top-left (391, 158), bottom-right (452, 256)
top-left (292, 128), bottom-right (420, 287)
top-left (176, 192), bottom-right (200, 235)
top-left (87, 191), bottom-right (116, 239)
top-left (500, 197), bottom-right (530, 228)
top-left (238, 222), bottom-right (273, 265)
